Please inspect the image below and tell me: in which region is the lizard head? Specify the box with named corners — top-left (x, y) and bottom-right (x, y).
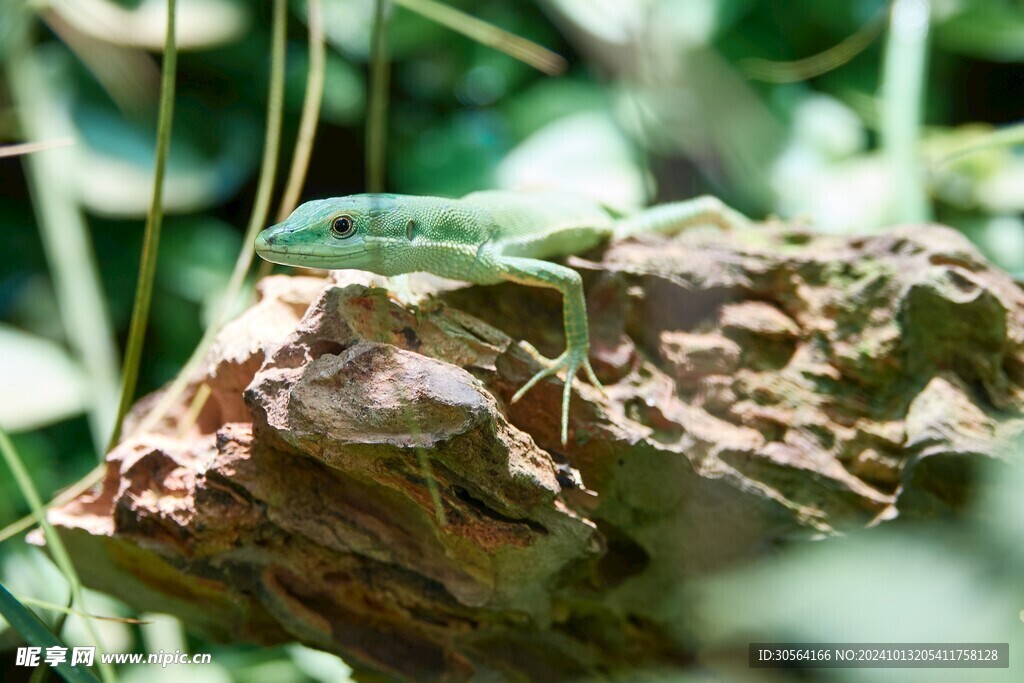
top-left (255, 194), bottom-right (410, 271)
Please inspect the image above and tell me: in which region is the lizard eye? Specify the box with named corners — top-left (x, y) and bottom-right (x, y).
top-left (331, 215), bottom-right (356, 238)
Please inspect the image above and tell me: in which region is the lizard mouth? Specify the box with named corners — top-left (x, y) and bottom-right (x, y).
top-left (254, 233), bottom-right (371, 268)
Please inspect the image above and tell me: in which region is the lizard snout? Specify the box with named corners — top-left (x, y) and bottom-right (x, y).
top-left (254, 231), bottom-right (276, 255)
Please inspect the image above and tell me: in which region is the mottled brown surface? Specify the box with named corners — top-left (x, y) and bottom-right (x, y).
top-left (46, 224), bottom-right (1024, 680)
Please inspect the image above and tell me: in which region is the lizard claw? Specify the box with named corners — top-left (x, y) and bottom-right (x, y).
top-left (511, 344), bottom-right (603, 445)
top-left (517, 341), bottom-right (552, 366)
top-left (582, 359), bottom-right (607, 399)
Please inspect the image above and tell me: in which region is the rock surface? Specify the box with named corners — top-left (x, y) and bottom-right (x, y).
top-left (47, 224), bottom-right (1024, 680)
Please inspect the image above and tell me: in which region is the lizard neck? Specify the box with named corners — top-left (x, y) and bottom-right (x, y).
top-left (369, 197), bottom-right (495, 278)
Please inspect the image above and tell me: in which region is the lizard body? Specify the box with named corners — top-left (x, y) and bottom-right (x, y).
top-left (255, 191), bottom-right (748, 444)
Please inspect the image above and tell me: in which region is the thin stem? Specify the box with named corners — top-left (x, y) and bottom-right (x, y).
top-left (276, 0), bottom-right (326, 221)
top-left (742, 1), bottom-right (889, 83)
top-left (107, 0), bottom-right (178, 450)
top-left (176, 383), bottom-right (211, 438)
top-left (881, 0), bottom-right (931, 224)
top-left (17, 596), bottom-right (150, 624)
top-left (393, 0), bottom-right (566, 75)
top-left (366, 0), bottom-right (391, 193)
top-left (0, 137), bottom-right (75, 158)
top-left (133, 0), bottom-right (288, 436)
top-left (219, 0), bottom-right (287, 309)
top-left (257, 0), bottom-right (325, 284)
top-left (0, 465), bottom-right (104, 545)
top-left (931, 122), bottom-right (1024, 167)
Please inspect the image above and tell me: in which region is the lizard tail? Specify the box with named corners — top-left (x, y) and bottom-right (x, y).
top-left (613, 195), bottom-right (750, 239)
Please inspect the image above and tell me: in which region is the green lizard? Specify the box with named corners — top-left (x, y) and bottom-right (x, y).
top-left (254, 191), bottom-right (749, 445)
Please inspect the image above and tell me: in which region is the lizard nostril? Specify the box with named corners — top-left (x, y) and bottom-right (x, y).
top-left (266, 234), bottom-right (276, 245)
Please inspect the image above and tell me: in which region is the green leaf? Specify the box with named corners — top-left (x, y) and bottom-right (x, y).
top-left (51, 0), bottom-right (250, 51)
top-left (497, 111), bottom-right (650, 213)
top-left (0, 582), bottom-right (101, 683)
top-left (0, 325), bottom-right (87, 432)
top-left (71, 96), bottom-right (259, 217)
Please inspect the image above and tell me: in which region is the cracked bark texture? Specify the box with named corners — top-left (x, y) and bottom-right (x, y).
top-left (46, 223), bottom-right (1024, 680)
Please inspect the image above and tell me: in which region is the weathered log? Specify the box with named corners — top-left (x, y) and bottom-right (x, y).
top-left (45, 223), bottom-right (1024, 680)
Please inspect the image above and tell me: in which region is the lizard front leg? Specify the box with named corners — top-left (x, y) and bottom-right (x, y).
top-left (497, 256), bottom-right (603, 445)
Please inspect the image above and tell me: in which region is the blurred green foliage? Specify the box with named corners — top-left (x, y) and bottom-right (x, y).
top-left (2, 0), bottom-right (1024, 680)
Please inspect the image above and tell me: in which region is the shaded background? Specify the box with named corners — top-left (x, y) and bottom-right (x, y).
top-left (1, 0), bottom-right (1023, 680)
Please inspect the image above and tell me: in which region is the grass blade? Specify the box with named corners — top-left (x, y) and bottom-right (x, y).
top-left (0, 582), bottom-right (101, 683)
top-left (930, 122), bottom-right (1024, 167)
top-left (393, 0), bottom-right (566, 75)
top-left (0, 428), bottom-right (114, 682)
top-left (257, 0), bottom-right (326, 281)
top-left (17, 595), bottom-right (150, 625)
top-left (6, 24), bottom-right (121, 452)
top-left (277, 0), bottom-right (326, 219)
top-left (0, 137), bottom-right (75, 158)
top-left (367, 0), bottom-right (391, 192)
top-left (106, 0), bottom-right (177, 449)
top-left (133, 0), bottom-right (288, 436)
top-left (0, 465), bottom-right (104, 546)
top-left (743, 2), bottom-right (889, 83)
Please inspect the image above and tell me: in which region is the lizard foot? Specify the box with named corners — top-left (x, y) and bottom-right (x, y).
top-left (512, 343), bottom-right (605, 445)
